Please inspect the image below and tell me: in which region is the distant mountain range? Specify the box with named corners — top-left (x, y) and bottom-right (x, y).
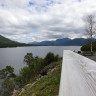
top-left (0, 35), bottom-right (29, 47)
top-left (0, 34), bottom-right (96, 47)
top-left (29, 38), bottom-right (96, 46)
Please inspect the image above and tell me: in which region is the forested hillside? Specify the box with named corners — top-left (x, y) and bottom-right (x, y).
top-left (0, 35), bottom-right (29, 47)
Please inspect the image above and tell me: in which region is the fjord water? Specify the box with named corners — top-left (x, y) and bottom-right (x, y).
top-left (0, 46), bottom-right (81, 73)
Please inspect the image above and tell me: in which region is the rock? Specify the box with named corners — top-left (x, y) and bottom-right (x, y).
top-left (47, 69), bottom-right (51, 74)
top-left (21, 88), bottom-right (25, 93)
top-left (49, 64), bottom-right (54, 69)
top-left (24, 84), bottom-right (32, 90)
top-left (12, 89), bottom-right (20, 96)
top-left (19, 88), bottom-right (25, 95)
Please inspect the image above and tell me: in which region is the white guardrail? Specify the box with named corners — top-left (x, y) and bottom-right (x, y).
top-left (59, 50), bottom-right (96, 96)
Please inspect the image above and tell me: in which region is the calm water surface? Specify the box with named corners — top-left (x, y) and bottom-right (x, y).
top-left (0, 46), bottom-right (81, 73)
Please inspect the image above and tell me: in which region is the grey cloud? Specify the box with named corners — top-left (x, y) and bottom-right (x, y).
top-left (0, 0), bottom-right (96, 43)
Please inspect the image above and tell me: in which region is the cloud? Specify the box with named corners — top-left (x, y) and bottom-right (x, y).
top-left (0, 0), bottom-right (96, 43)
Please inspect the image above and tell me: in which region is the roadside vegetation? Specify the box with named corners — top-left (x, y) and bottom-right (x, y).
top-left (19, 63), bottom-right (61, 96)
top-left (81, 14), bottom-right (96, 55)
top-left (0, 52), bottom-right (61, 96)
top-left (81, 42), bottom-right (96, 54)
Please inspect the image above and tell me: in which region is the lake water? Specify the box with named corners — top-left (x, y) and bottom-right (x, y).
top-left (0, 46), bottom-right (81, 73)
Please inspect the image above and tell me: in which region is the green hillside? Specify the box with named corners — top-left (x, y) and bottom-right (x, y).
top-left (19, 63), bottom-right (61, 96)
top-left (0, 35), bottom-right (28, 47)
top-left (81, 42), bottom-right (96, 51)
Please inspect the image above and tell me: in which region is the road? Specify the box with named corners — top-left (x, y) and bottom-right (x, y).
top-left (86, 54), bottom-right (96, 62)
top-left (59, 50), bottom-right (96, 96)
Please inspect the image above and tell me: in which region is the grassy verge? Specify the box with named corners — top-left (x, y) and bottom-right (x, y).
top-left (19, 61), bottom-right (62, 96)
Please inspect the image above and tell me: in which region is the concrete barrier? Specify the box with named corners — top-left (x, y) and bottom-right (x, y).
top-left (59, 50), bottom-right (96, 96)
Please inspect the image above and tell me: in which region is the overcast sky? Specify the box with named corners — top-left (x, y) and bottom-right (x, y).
top-left (0, 0), bottom-right (96, 43)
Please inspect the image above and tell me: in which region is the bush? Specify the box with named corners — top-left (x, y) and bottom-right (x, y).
top-left (15, 75), bottom-right (23, 88)
top-left (19, 66), bottom-right (31, 84)
top-left (54, 55), bottom-right (59, 62)
top-left (17, 57), bottom-right (45, 86)
top-left (34, 58), bottom-right (45, 74)
top-left (15, 66), bottom-right (32, 87)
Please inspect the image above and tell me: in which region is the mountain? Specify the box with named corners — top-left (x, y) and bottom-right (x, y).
top-left (30, 41), bottom-right (54, 45)
top-left (54, 38), bottom-right (71, 45)
top-left (29, 38), bottom-right (94, 46)
top-left (0, 35), bottom-right (29, 47)
top-left (29, 38), bottom-right (71, 45)
top-left (63, 38), bottom-right (89, 46)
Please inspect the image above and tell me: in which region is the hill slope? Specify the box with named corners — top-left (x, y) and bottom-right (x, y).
top-left (19, 63), bottom-right (61, 96)
top-left (0, 35), bottom-right (28, 47)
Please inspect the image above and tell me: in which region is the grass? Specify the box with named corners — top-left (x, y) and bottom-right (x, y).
top-left (19, 61), bottom-right (62, 96)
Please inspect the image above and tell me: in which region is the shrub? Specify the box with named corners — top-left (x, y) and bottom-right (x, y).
top-left (15, 66), bottom-right (32, 86)
top-left (15, 75), bottom-right (23, 88)
top-left (20, 66), bottom-right (32, 83)
top-left (54, 55), bottom-right (59, 62)
top-left (34, 58), bottom-right (45, 74)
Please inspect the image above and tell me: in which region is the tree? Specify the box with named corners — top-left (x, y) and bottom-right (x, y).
top-left (1, 79), bottom-right (15, 96)
top-left (44, 52), bottom-right (55, 65)
top-left (24, 53), bottom-right (34, 65)
top-left (0, 66), bottom-right (16, 79)
top-left (0, 66), bottom-right (16, 96)
top-left (85, 15), bottom-right (96, 54)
